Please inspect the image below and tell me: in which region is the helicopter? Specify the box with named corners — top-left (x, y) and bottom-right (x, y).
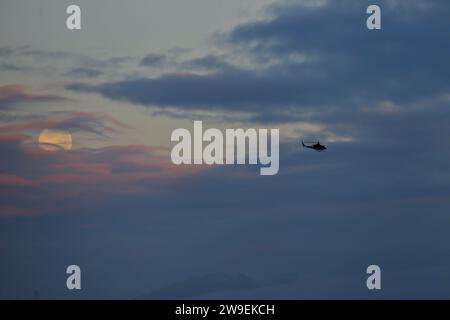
top-left (301, 140), bottom-right (327, 151)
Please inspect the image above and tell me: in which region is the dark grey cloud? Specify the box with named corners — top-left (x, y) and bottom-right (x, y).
top-left (0, 63), bottom-right (23, 72)
top-left (140, 53), bottom-right (167, 67)
top-left (185, 54), bottom-right (233, 71)
top-left (0, 47), bottom-right (14, 57)
top-left (3, 134), bottom-right (450, 298)
top-left (67, 0), bottom-right (450, 122)
top-left (65, 67), bottom-right (102, 79)
top-left (0, 46), bottom-right (133, 78)
top-left (67, 69), bottom-right (313, 111)
top-left (226, 0), bottom-right (450, 103)
top-left (4, 46), bottom-right (131, 67)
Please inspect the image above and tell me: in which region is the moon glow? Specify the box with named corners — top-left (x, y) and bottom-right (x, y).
top-left (38, 129), bottom-right (73, 151)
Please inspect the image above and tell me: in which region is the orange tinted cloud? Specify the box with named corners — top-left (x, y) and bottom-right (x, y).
top-left (0, 133), bottom-right (31, 142)
top-left (0, 111), bottom-right (128, 137)
top-left (0, 174), bottom-right (34, 187)
top-left (0, 137), bottom-right (206, 218)
top-left (0, 109), bottom-right (208, 218)
top-left (0, 84), bottom-right (70, 108)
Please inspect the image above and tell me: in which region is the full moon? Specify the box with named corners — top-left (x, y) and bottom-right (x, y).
top-left (38, 129), bottom-right (73, 151)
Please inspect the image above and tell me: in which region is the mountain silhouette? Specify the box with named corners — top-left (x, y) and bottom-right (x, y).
top-left (136, 272), bottom-right (259, 299)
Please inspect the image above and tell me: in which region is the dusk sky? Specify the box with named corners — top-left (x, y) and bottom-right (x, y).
top-left (1, 0), bottom-right (450, 299)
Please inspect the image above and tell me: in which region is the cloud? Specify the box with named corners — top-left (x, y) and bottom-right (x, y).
top-left (0, 141), bottom-right (197, 218)
top-left (0, 63), bottom-right (24, 72)
top-left (0, 110), bottom-right (129, 138)
top-left (2, 0), bottom-right (450, 299)
top-left (0, 85), bottom-right (70, 109)
top-left (64, 67), bottom-right (102, 78)
top-left (0, 113), bottom-right (205, 218)
top-left (140, 53), bottom-right (167, 67)
top-left (0, 174), bottom-right (34, 187)
top-left (184, 54), bottom-right (234, 71)
top-left (66, 0), bottom-right (450, 124)
top-left (0, 47), bottom-right (14, 57)
top-left (0, 46), bottom-right (132, 68)
top-left (0, 46), bottom-right (133, 79)
top-left (67, 70), bottom-right (309, 111)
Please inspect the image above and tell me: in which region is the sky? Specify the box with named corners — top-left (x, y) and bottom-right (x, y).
top-left (1, 0), bottom-right (450, 299)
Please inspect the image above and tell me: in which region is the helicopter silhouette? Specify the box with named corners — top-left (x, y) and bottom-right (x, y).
top-left (302, 140), bottom-right (327, 151)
